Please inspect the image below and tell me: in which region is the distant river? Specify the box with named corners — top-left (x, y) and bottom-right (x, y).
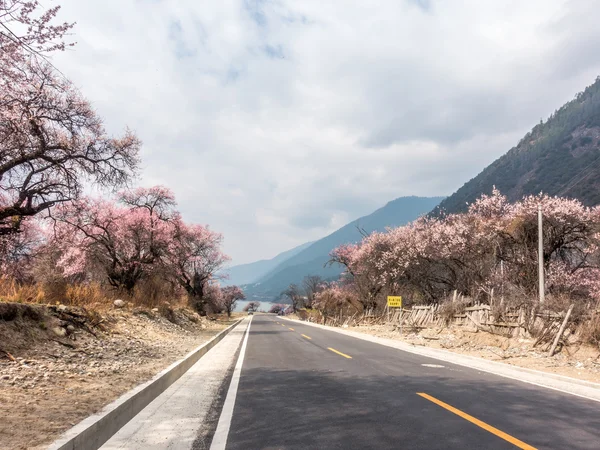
top-left (234, 300), bottom-right (284, 313)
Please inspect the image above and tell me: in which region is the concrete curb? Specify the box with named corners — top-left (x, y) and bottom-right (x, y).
top-left (48, 318), bottom-right (244, 450)
top-left (284, 317), bottom-right (600, 402)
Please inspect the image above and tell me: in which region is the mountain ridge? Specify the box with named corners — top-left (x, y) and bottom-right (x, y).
top-left (223, 241), bottom-right (313, 286)
top-left (435, 77), bottom-right (600, 215)
top-left (243, 196), bottom-right (445, 301)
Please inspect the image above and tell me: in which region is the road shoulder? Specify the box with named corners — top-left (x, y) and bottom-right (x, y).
top-left (99, 318), bottom-right (248, 450)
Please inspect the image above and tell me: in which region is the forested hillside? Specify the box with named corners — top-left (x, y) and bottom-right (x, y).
top-left (436, 77), bottom-right (600, 214)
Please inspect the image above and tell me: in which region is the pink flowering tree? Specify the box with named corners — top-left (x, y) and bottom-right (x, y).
top-left (498, 193), bottom-right (600, 298)
top-left (313, 281), bottom-right (362, 321)
top-left (1, 1), bottom-right (139, 236)
top-left (201, 281), bottom-right (223, 313)
top-left (546, 261), bottom-right (600, 303)
top-left (1, 0), bottom-right (74, 85)
top-left (51, 187), bottom-right (177, 293)
top-left (120, 186), bottom-right (178, 222)
top-left (0, 63), bottom-right (140, 236)
top-left (243, 301), bottom-right (260, 312)
top-left (220, 285), bottom-right (245, 317)
top-left (268, 303), bottom-right (285, 314)
top-left (326, 189), bottom-right (600, 314)
top-left (163, 220), bottom-right (229, 314)
top-left (329, 237), bottom-right (392, 310)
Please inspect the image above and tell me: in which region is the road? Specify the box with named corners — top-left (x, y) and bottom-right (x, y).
top-left (213, 315), bottom-right (600, 450)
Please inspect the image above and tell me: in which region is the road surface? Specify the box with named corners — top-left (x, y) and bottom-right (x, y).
top-left (102, 315), bottom-right (600, 449)
top-left (214, 315), bottom-right (600, 449)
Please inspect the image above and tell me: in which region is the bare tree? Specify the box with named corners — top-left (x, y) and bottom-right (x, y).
top-left (302, 275), bottom-right (324, 309)
top-left (281, 283), bottom-right (303, 312)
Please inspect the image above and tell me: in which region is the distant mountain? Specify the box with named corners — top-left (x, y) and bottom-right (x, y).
top-left (223, 241), bottom-right (314, 286)
top-left (243, 196), bottom-right (444, 301)
top-left (435, 77), bottom-right (600, 215)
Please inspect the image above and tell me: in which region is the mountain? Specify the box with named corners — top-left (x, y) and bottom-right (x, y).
top-left (243, 196), bottom-right (445, 301)
top-left (435, 77), bottom-right (600, 215)
top-left (223, 241), bottom-right (314, 286)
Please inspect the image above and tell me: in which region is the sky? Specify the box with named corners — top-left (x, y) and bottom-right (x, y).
top-left (51, 0), bottom-right (600, 265)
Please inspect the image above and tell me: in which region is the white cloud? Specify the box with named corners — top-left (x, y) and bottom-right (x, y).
top-left (51, 0), bottom-right (600, 264)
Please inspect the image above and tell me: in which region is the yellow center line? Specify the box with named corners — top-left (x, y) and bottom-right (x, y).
top-left (327, 347), bottom-right (352, 359)
top-left (417, 393), bottom-right (537, 450)
top-left (301, 334), bottom-right (312, 340)
top-left (289, 327), bottom-right (295, 331)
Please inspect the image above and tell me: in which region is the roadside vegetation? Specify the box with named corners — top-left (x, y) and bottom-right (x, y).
top-left (0, 1), bottom-right (244, 316)
top-left (298, 190), bottom-right (600, 356)
top-left (0, 4), bottom-right (244, 447)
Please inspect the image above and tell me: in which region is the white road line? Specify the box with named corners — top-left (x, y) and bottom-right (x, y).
top-left (283, 318), bottom-right (600, 404)
top-left (210, 316), bottom-right (253, 450)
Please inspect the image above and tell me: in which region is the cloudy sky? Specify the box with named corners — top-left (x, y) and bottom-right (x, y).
top-left (52, 0), bottom-right (600, 265)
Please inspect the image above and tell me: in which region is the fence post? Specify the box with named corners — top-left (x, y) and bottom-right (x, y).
top-left (549, 304), bottom-right (574, 356)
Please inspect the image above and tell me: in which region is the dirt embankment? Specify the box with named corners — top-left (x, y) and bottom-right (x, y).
top-left (344, 324), bottom-right (600, 383)
top-left (0, 302), bottom-right (231, 450)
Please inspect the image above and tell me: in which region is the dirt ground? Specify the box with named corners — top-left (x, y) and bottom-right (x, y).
top-left (345, 323), bottom-right (600, 383)
top-left (0, 302), bottom-right (232, 450)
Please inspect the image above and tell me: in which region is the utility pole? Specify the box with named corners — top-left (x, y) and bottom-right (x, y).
top-left (538, 205), bottom-right (545, 304)
top-left (500, 260), bottom-right (504, 305)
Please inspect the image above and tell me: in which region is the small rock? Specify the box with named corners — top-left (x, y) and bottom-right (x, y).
top-left (114, 299), bottom-right (126, 308)
top-left (51, 327), bottom-right (67, 337)
top-left (57, 304), bottom-right (68, 312)
top-left (152, 308), bottom-right (159, 313)
top-left (67, 325), bottom-right (76, 332)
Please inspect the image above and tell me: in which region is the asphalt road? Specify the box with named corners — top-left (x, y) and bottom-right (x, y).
top-left (215, 315), bottom-right (600, 450)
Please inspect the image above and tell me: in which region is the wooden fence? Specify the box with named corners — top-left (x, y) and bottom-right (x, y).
top-left (389, 304), bottom-right (529, 337)
top-left (303, 302), bottom-right (576, 342)
top-left (317, 303), bottom-right (530, 337)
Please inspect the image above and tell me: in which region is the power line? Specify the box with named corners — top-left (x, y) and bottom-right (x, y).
top-left (0, 10), bottom-right (72, 82)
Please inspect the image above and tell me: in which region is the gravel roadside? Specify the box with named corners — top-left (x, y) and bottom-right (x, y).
top-left (0, 303), bottom-right (231, 450)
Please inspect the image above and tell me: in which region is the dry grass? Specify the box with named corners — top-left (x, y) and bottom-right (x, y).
top-left (580, 313), bottom-right (600, 348)
top-left (64, 283), bottom-right (113, 308)
top-left (0, 277), bottom-right (188, 312)
top-left (0, 278), bottom-right (44, 304)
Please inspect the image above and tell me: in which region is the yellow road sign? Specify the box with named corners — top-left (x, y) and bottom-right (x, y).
top-left (387, 296), bottom-right (402, 308)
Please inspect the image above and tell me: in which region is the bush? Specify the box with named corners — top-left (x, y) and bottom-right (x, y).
top-left (580, 313), bottom-right (600, 347)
